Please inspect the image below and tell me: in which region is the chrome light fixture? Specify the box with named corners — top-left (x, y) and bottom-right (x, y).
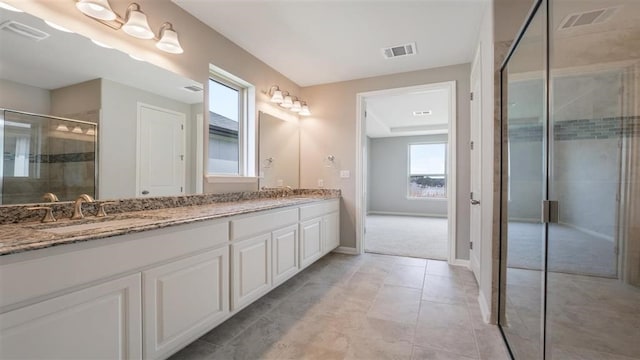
top-left (75, 0), bottom-right (183, 54)
top-left (75, 0), bottom-right (116, 21)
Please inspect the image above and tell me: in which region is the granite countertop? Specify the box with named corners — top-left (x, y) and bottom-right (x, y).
top-left (0, 193), bottom-right (339, 256)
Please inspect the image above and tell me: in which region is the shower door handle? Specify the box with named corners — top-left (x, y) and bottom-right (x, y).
top-left (542, 200), bottom-right (559, 223)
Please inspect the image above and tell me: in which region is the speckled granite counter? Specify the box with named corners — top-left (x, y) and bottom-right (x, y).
top-left (0, 190), bottom-right (340, 256)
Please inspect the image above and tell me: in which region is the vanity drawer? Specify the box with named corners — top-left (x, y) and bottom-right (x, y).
top-left (300, 199), bottom-right (339, 221)
top-left (230, 208), bottom-right (298, 240)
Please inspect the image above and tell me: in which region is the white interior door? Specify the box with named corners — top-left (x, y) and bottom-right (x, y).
top-left (469, 49), bottom-right (482, 282)
top-left (137, 103), bottom-right (185, 197)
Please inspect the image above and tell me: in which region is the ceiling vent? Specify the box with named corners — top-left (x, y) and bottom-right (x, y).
top-left (413, 110), bottom-right (432, 116)
top-left (0, 20), bottom-right (50, 41)
top-left (382, 42), bottom-right (416, 59)
top-left (558, 7), bottom-right (618, 30)
top-left (183, 85), bottom-right (203, 93)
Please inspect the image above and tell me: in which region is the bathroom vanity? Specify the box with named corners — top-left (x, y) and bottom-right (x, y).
top-left (0, 192), bottom-right (340, 359)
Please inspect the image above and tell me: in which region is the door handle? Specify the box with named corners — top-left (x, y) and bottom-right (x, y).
top-left (471, 199), bottom-right (480, 205)
top-left (142, 190), bottom-right (149, 195)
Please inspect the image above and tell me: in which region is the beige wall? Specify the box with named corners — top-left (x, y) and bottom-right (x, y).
top-left (9, 0), bottom-right (301, 194)
top-left (300, 64), bottom-right (472, 259)
top-left (0, 79), bottom-right (50, 114)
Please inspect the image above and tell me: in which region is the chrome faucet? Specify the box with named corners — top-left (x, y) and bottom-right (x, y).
top-left (42, 192), bottom-right (59, 202)
top-left (281, 186), bottom-right (293, 198)
top-left (71, 194), bottom-right (95, 220)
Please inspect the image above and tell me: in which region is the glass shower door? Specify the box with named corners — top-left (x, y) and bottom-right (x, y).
top-left (499, 1), bottom-right (547, 358)
top-left (546, 0), bottom-right (640, 358)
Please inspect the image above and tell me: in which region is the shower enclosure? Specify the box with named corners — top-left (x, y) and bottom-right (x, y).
top-left (1, 109), bottom-right (97, 204)
top-left (499, 0), bottom-right (640, 358)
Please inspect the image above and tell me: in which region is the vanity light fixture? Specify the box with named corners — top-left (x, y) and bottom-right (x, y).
top-left (299, 102), bottom-right (311, 116)
top-left (268, 86), bottom-right (284, 104)
top-left (75, 0), bottom-right (116, 21)
top-left (267, 85), bottom-right (311, 115)
top-left (122, 3), bottom-right (153, 39)
top-left (291, 99), bottom-right (302, 113)
top-left (75, 0), bottom-right (183, 54)
top-left (0, 2), bottom-right (22, 12)
top-left (280, 94), bottom-right (294, 108)
top-left (72, 126), bottom-right (84, 134)
top-left (55, 124), bottom-right (69, 132)
top-left (85, 128), bottom-right (96, 136)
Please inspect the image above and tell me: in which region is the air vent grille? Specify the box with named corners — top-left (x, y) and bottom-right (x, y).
top-left (559, 7), bottom-right (618, 30)
top-left (0, 20), bottom-right (49, 41)
top-left (382, 42), bottom-right (417, 59)
top-left (413, 110), bottom-right (432, 116)
top-left (183, 85), bottom-right (203, 93)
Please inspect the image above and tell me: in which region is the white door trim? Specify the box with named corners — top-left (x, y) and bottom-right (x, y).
top-left (355, 81), bottom-right (457, 263)
top-left (136, 102), bottom-right (186, 197)
top-left (470, 43), bottom-right (483, 280)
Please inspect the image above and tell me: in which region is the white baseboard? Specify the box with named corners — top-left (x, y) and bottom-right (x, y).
top-left (367, 211), bottom-right (447, 218)
top-left (450, 259), bottom-right (470, 268)
top-left (478, 289), bottom-right (491, 324)
top-left (333, 246), bottom-right (359, 255)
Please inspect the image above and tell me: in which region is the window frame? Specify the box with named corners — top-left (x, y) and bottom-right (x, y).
top-left (407, 142), bottom-right (448, 200)
top-left (209, 68), bottom-right (257, 179)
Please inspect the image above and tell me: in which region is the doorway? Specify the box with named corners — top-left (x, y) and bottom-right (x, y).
top-left (355, 82), bottom-right (457, 262)
top-left (136, 103), bottom-right (186, 197)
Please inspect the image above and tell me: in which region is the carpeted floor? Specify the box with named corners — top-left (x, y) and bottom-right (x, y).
top-left (364, 215), bottom-right (448, 260)
top-left (506, 222), bottom-right (617, 278)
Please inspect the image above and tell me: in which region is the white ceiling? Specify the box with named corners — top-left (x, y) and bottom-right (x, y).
top-left (173, 0), bottom-right (488, 86)
top-left (0, 8), bottom-right (203, 104)
top-left (366, 86), bottom-right (450, 138)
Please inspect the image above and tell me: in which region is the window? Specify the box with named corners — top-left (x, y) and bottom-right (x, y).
top-left (208, 77), bottom-right (243, 175)
top-left (408, 143), bottom-right (447, 199)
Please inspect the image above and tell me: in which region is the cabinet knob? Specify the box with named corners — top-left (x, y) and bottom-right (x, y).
top-left (142, 190), bottom-right (149, 195)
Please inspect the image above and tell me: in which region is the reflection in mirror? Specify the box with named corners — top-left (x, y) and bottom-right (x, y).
top-left (258, 111), bottom-right (299, 189)
top-left (1, 110), bottom-right (97, 204)
top-left (0, 7), bottom-right (204, 204)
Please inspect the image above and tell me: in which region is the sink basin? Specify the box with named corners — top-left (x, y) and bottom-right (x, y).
top-left (28, 213), bottom-right (168, 235)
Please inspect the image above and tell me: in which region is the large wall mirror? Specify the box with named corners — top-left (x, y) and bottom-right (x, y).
top-left (0, 7), bottom-right (204, 205)
top-left (258, 111), bottom-right (299, 189)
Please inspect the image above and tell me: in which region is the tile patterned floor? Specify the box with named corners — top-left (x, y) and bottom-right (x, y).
top-left (170, 253), bottom-right (510, 360)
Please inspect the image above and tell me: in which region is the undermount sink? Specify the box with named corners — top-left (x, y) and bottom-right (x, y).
top-left (28, 213), bottom-right (168, 235)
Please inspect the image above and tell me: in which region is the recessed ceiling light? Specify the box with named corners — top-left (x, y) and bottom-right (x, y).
top-left (0, 1), bottom-right (22, 12)
top-left (412, 110), bottom-right (432, 116)
top-left (44, 20), bottom-right (73, 33)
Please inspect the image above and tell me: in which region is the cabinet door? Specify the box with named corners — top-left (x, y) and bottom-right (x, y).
top-left (143, 247), bottom-right (229, 360)
top-left (232, 233), bottom-right (272, 310)
top-left (300, 217), bottom-right (323, 268)
top-left (0, 274), bottom-right (142, 360)
top-left (323, 212), bottom-right (340, 254)
top-left (272, 225), bottom-right (299, 286)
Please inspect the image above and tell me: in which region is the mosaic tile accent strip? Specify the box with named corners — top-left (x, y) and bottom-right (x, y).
top-left (508, 116), bottom-right (639, 142)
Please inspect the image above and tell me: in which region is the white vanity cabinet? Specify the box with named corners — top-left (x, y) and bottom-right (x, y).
top-left (0, 197), bottom-right (340, 360)
top-left (229, 208), bottom-right (298, 310)
top-left (272, 224), bottom-right (299, 286)
top-left (143, 247), bottom-right (229, 360)
top-left (300, 199), bottom-right (340, 265)
top-left (0, 273), bottom-right (142, 359)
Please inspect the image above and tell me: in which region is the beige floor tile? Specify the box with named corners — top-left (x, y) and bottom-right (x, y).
top-left (344, 334), bottom-right (413, 360)
top-left (367, 285), bottom-right (422, 325)
top-left (411, 345), bottom-right (478, 360)
top-left (422, 274), bottom-right (467, 304)
top-left (415, 301), bottom-right (479, 358)
top-left (385, 264), bottom-right (426, 289)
